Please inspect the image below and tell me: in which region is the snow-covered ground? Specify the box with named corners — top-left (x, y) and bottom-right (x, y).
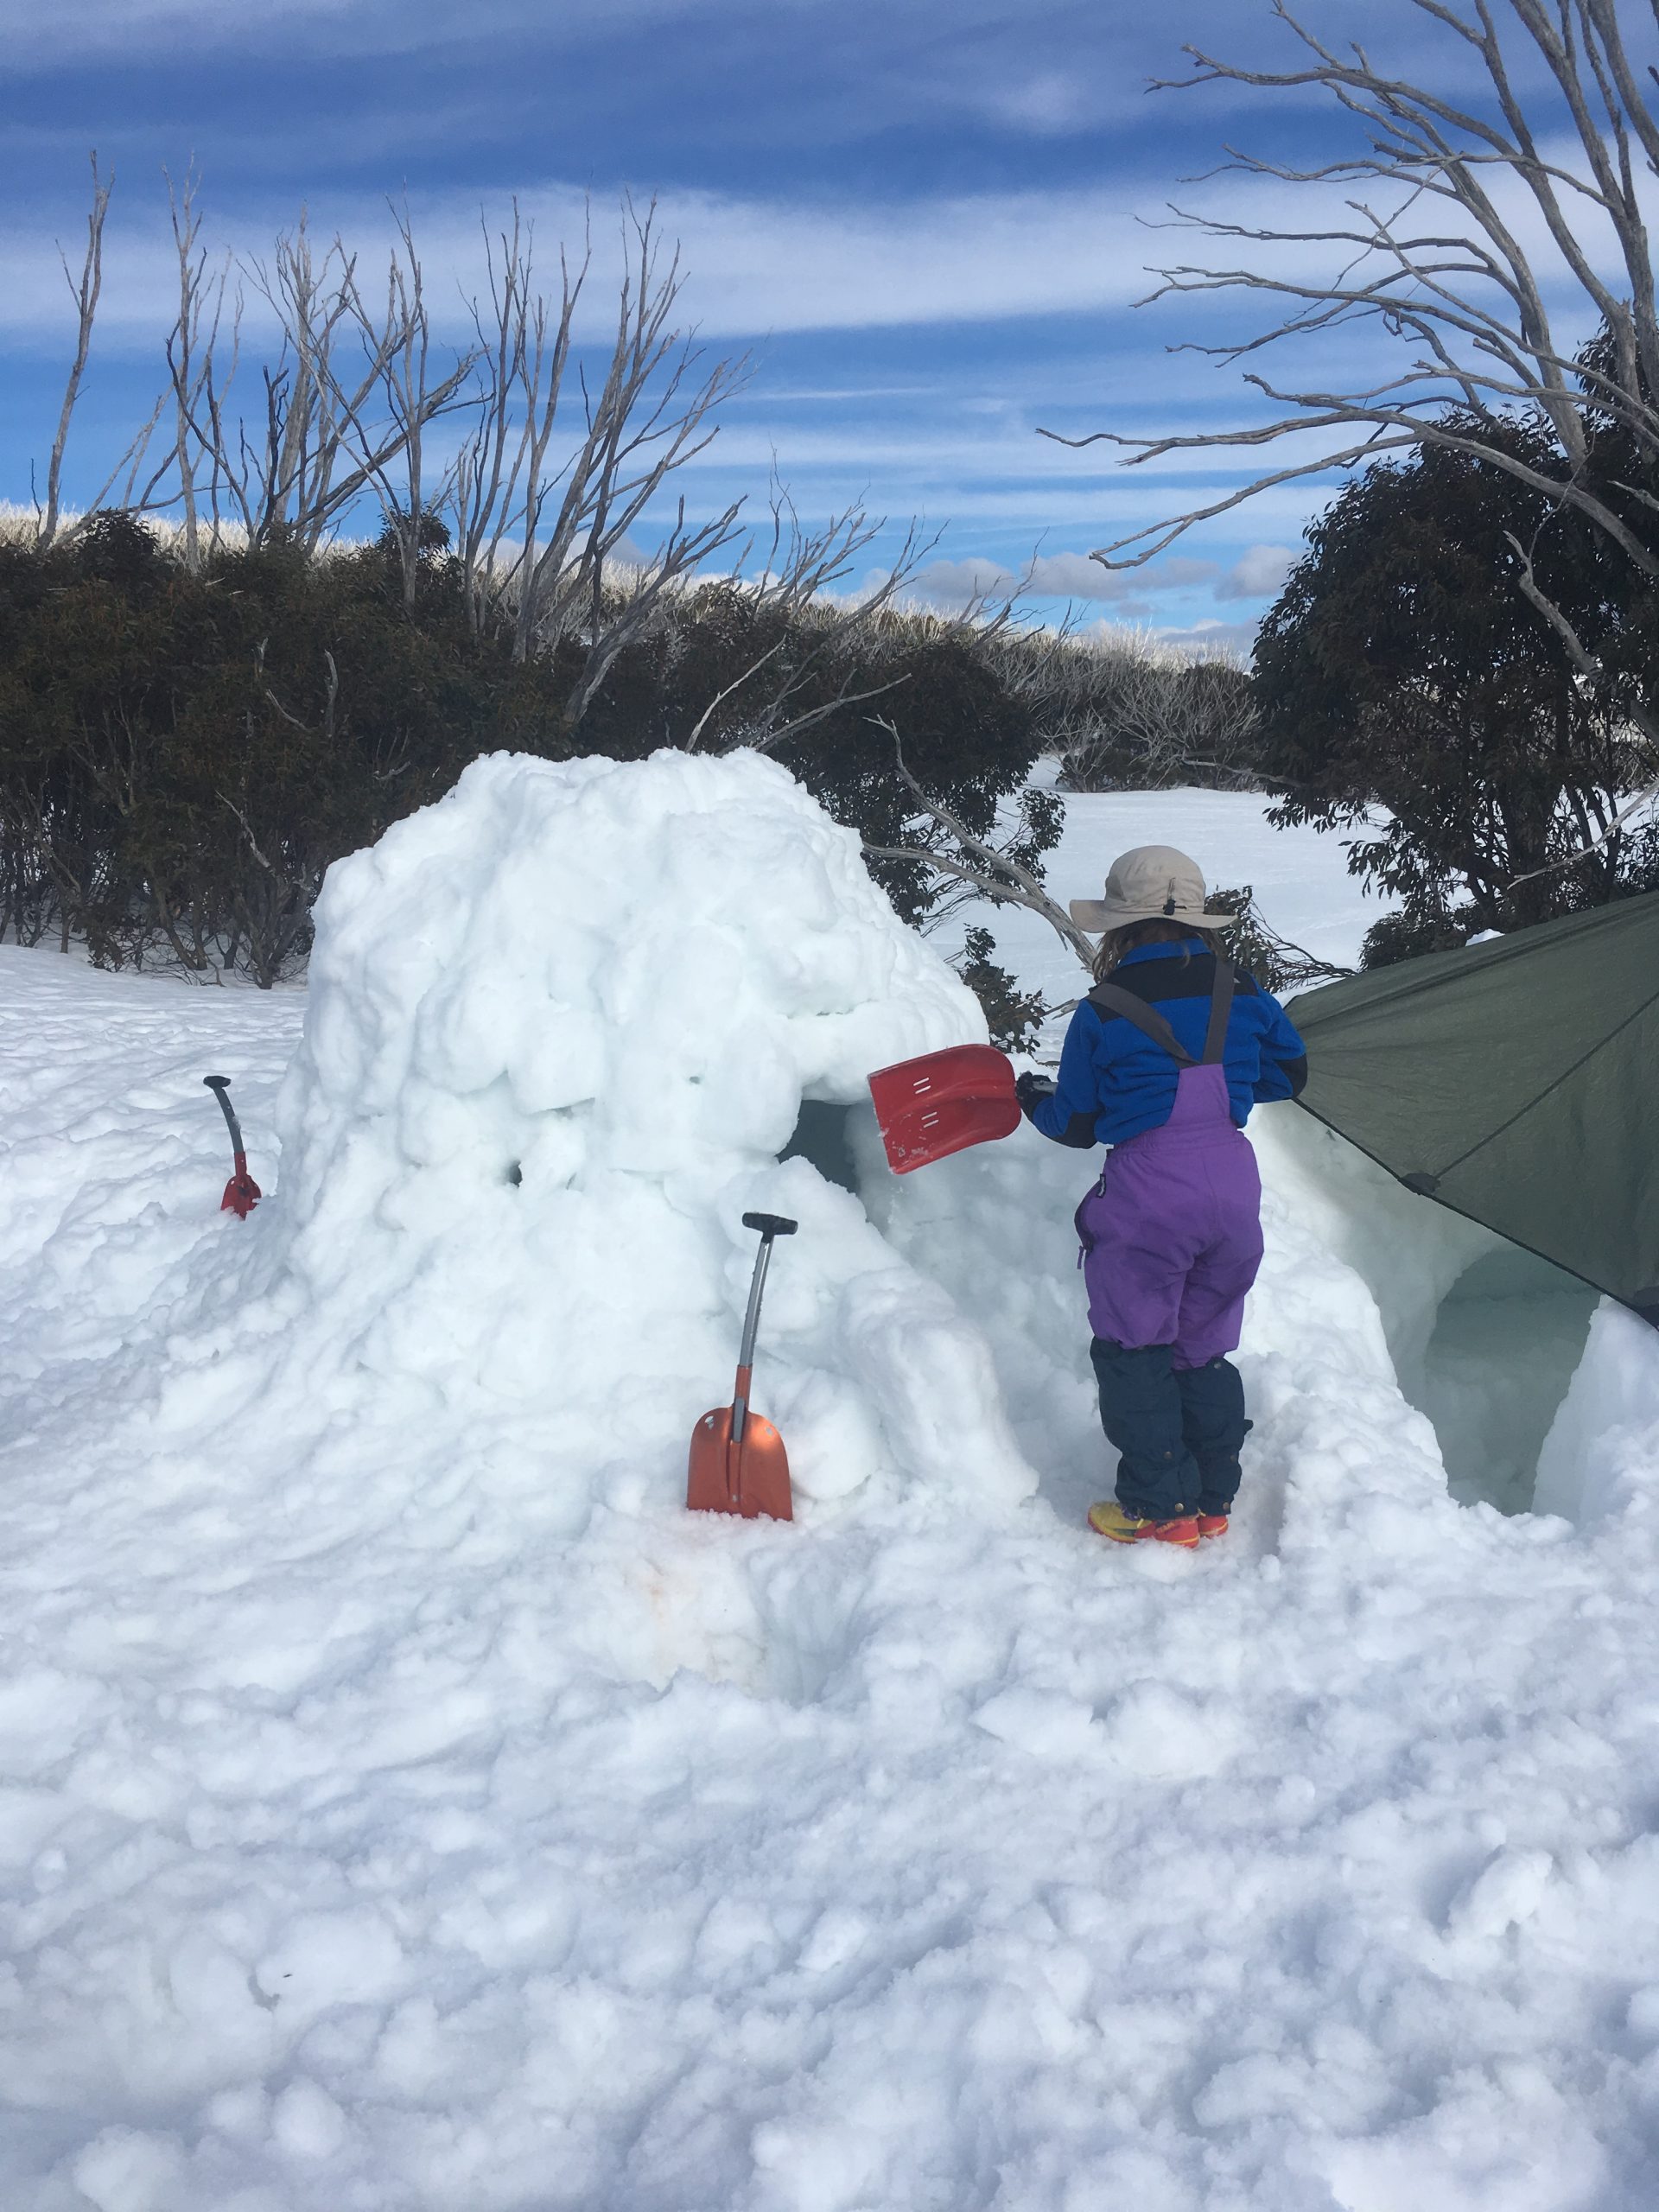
top-left (948, 774), bottom-right (1395, 1013)
top-left (3, 756), bottom-right (1659, 2212)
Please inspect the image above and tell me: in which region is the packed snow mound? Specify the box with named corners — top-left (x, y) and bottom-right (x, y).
top-left (258, 747), bottom-right (1030, 1517)
top-left (285, 746), bottom-right (975, 1193)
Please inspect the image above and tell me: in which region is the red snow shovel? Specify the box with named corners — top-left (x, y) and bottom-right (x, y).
top-left (868, 1044), bottom-right (1020, 1174)
top-left (687, 1211), bottom-right (797, 1522)
top-left (203, 1075), bottom-right (261, 1219)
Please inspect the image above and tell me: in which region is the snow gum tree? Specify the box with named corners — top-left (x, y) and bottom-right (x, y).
top-left (1253, 417), bottom-right (1659, 946)
top-left (1049, 0), bottom-right (1659, 882)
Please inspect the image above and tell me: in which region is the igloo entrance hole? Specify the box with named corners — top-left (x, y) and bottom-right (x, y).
top-left (780, 1098), bottom-right (862, 1197)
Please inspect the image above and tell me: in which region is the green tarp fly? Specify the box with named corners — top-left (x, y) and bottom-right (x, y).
top-left (1287, 890), bottom-right (1659, 1325)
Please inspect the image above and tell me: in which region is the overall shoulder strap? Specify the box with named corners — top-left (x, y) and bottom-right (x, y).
top-left (1202, 960), bottom-right (1236, 1065)
top-left (1086, 982), bottom-right (1196, 1066)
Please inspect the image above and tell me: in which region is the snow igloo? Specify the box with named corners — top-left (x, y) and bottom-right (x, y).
top-left (264, 748), bottom-right (1035, 1522)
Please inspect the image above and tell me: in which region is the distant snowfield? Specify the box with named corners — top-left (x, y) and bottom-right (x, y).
top-left (948, 778), bottom-right (1395, 1009)
top-left (3, 764), bottom-right (1659, 2212)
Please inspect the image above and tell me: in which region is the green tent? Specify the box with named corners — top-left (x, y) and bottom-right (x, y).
top-left (1287, 891), bottom-right (1659, 1325)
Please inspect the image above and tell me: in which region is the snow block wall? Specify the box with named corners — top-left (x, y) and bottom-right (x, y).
top-left (257, 748), bottom-right (1033, 1523)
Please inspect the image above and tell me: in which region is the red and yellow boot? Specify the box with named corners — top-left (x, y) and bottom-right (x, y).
top-left (1195, 1512), bottom-right (1230, 1540)
top-left (1088, 1500), bottom-right (1200, 1548)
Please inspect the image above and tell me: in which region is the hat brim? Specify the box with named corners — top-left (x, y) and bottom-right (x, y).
top-left (1068, 898), bottom-right (1241, 933)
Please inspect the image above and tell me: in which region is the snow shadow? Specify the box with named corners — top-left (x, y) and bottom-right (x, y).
top-left (1261, 1109), bottom-right (1604, 1521)
top-left (779, 1099), bottom-right (862, 1199)
top-left (1421, 1244), bottom-right (1598, 1514)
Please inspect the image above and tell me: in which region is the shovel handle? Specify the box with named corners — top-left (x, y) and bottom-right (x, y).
top-left (731, 1214), bottom-right (797, 1446)
top-left (203, 1075), bottom-right (246, 1164)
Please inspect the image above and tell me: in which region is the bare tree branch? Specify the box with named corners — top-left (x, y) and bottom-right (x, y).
top-left (687, 500), bottom-right (941, 754)
top-left (441, 197), bottom-right (751, 732)
top-left (1038, 0), bottom-right (1659, 899)
top-left (508, 200), bottom-right (748, 670)
top-left (41, 153), bottom-right (113, 549)
top-left (157, 163), bottom-right (230, 570)
top-left (1043, 3), bottom-right (1659, 592)
top-left (862, 716), bottom-right (1096, 969)
top-left (448, 200), bottom-right (586, 637)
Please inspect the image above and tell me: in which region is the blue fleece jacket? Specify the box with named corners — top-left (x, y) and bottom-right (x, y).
top-left (1030, 941), bottom-right (1309, 1148)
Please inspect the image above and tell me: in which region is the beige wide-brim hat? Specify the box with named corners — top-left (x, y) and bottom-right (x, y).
top-left (1068, 843), bottom-right (1240, 934)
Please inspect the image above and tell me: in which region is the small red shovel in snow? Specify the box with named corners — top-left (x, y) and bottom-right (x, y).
top-left (203, 1075), bottom-right (261, 1219)
top-left (868, 1044), bottom-right (1021, 1173)
top-left (687, 1211), bottom-right (797, 1522)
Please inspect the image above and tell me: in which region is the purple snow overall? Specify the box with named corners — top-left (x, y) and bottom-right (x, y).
top-left (1076, 963), bottom-right (1262, 1521)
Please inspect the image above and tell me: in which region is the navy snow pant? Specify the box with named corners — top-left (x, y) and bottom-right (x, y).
top-left (1090, 1338), bottom-right (1250, 1522)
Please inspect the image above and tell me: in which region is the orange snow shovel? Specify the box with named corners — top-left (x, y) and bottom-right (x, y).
top-left (687, 1211), bottom-right (798, 1522)
top-left (868, 1044), bottom-right (1020, 1173)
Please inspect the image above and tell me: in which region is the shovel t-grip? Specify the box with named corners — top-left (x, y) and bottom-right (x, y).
top-left (203, 1075), bottom-right (261, 1219)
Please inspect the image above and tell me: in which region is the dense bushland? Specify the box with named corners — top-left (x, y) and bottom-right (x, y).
top-left (0, 516), bottom-right (558, 981)
top-left (2, 473), bottom-right (1289, 987)
top-left (1251, 415), bottom-right (1659, 967)
top-left (0, 515), bottom-right (1064, 980)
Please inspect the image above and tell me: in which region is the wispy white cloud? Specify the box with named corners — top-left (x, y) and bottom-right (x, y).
top-left (17, 143), bottom-right (1571, 383)
top-left (0, 0), bottom-right (1248, 92)
top-left (905, 546), bottom-right (1219, 613)
top-left (1147, 616), bottom-right (1259, 661)
top-left (0, 178), bottom-right (1172, 349)
top-left (969, 70), bottom-right (1099, 137)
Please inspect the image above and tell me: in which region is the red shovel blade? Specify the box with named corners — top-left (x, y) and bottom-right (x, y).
top-left (687, 1404), bottom-right (793, 1521)
top-left (868, 1044), bottom-right (1020, 1173)
top-left (220, 1170), bottom-right (261, 1220)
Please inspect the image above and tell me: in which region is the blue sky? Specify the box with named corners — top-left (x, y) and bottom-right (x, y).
top-left (0, 1), bottom-right (1527, 647)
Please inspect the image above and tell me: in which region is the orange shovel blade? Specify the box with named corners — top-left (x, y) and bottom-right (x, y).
top-left (686, 1405), bottom-right (793, 1521)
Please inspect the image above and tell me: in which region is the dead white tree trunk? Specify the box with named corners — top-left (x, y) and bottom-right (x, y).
top-left (39, 154), bottom-right (113, 550)
top-left (154, 165), bottom-right (233, 572)
top-left (191, 213), bottom-right (474, 553)
top-left (354, 202), bottom-right (474, 608)
top-left (448, 198), bottom-right (747, 732)
top-left (449, 202), bottom-right (579, 638)
top-left (512, 202), bottom-right (747, 691)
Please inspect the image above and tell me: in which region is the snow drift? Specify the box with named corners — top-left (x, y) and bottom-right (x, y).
top-left (233, 747), bottom-right (1034, 1523)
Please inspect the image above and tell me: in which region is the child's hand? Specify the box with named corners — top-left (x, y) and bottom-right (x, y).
top-left (1014, 1071), bottom-right (1055, 1115)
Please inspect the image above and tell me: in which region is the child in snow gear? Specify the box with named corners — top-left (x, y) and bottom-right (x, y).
top-left (1021, 846), bottom-right (1307, 1546)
